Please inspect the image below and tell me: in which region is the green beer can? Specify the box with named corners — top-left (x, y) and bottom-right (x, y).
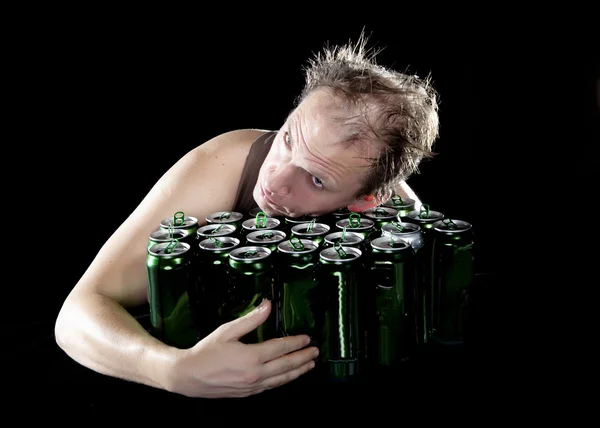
top-left (275, 238), bottom-right (321, 340)
top-left (146, 240), bottom-right (198, 349)
top-left (362, 206), bottom-right (399, 234)
top-left (246, 229), bottom-right (287, 254)
top-left (367, 236), bottom-right (419, 371)
top-left (148, 227), bottom-right (190, 251)
top-left (404, 204), bottom-right (444, 344)
top-left (159, 211), bottom-right (198, 248)
top-left (290, 220), bottom-right (330, 248)
top-left (224, 246), bottom-right (277, 344)
top-left (314, 244), bottom-right (366, 380)
top-left (382, 195), bottom-right (416, 218)
top-left (193, 236), bottom-right (241, 338)
top-left (430, 218), bottom-right (475, 346)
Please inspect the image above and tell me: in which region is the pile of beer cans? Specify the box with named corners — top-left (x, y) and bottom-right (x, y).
top-left (146, 196), bottom-right (475, 380)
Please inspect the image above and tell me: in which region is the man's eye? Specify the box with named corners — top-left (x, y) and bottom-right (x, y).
top-left (312, 176), bottom-right (324, 189)
top-left (283, 133), bottom-right (291, 146)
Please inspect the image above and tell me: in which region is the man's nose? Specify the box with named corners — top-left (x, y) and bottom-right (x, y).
top-left (265, 164), bottom-right (294, 196)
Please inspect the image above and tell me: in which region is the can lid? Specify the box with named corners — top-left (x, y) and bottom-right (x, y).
top-left (382, 196), bottom-right (415, 209)
top-left (336, 217), bottom-right (375, 231)
top-left (291, 222), bottom-right (330, 236)
top-left (406, 207), bottom-right (444, 224)
top-left (150, 228), bottom-right (188, 242)
top-left (278, 238), bottom-right (319, 254)
top-left (247, 229), bottom-right (287, 244)
top-left (206, 211), bottom-right (244, 224)
top-left (362, 206), bottom-right (399, 220)
top-left (148, 241), bottom-right (190, 256)
top-left (160, 213), bottom-right (198, 229)
top-left (324, 231), bottom-right (363, 246)
top-left (320, 245), bottom-right (362, 262)
top-left (284, 214), bottom-right (321, 224)
top-left (229, 246), bottom-right (272, 262)
top-left (242, 217), bottom-right (280, 231)
top-left (197, 223), bottom-right (237, 237)
top-left (381, 221), bottom-right (421, 235)
top-left (199, 236), bottom-right (240, 251)
top-left (433, 218), bottom-right (472, 233)
top-left (370, 236), bottom-right (412, 252)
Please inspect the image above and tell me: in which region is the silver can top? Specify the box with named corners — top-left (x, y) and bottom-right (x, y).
top-left (206, 211), bottom-right (244, 224)
top-left (291, 222), bottom-right (330, 236)
top-left (370, 236), bottom-right (412, 252)
top-left (229, 246), bottom-right (272, 262)
top-left (242, 217), bottom-right (281, 231)
top-left (278, 238), bottom-right (319, 254)
top-left (150, 228), bottom-right (189, 242)
top-left (196, 223), bottom-right (237, 238)
top-left (199, 236), bottom-right (241, 251)
top-left (381, 221), bottom-right (421, 236)
top-left (324, 231), bottom-right (363, 246)
top-left (336, 217), bottom-right (375, 231)
top-left (433, 219), bottom-right (472, 233)
top-left (405, 208), bottom-right (444, 224)
top-left (319, 245), bottom-right (362, 263)
top-left (382, 196), bottom-right (415, 210)
top-left (160, 213), bottom-right (198, 229)
top-left (148, 241), bottom-right (190, 257)
top-left (362, 206), bottom-right (399, 220)
top-left (284, 214), bottom-right (321, 224)
top-left (247, 229), bottom-right (287, 245)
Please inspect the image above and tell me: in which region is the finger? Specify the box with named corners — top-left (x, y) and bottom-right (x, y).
top-left (211, 298), bottom-right (272, 342)
top-left (251, 334), bottom-right (312, 363)
top-left (260, 345), bottom-right (319, 378)
top-left (261, 360), bottom-right (317, 390)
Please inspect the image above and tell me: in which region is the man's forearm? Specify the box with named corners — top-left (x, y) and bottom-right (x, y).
top-left (55, 291), bottom-right (177, 390)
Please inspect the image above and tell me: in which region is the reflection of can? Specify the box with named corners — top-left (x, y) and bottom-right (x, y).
top-left (159, 211), bottom-right (198, 248)
top-left (367, 236), bottom-right (418, 369)
top-left (430, 219), bottom-right (475, 346)
top-left (403, 205), bottom-right (444, 344)
top-left (363, 206), bottom-right (399, 233)
top-left (382, 195), bottom-right (415, 218)
top-left (205, 211), bottom-right (244, 233)
top-left (335, 213), bottom-right (375, 241)
top-left (314, 244), bottom-right (365, 380)
top-left (146, 240), bottom-right (198, 349)
top-left (194, 236), bottom-right (241, 338)
top-left (225, 246), bottom-right (277, 344)
top-left (246, 229), bottom-right (287, 253)
top-left (148, 227), bottom-right (190, 251)
top-left (275, 238), bottom-right (320, 340)
top-left (290, 221), bottom-right (330, 247)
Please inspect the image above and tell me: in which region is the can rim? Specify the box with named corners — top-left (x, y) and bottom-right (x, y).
top-left (160, 216), bottom-right (198, 229)
top-left (199, 236), bottom-right (241, 251)
top-left (324, 231), bottom-right (363, 245)
top-left (370, 236), bottom-right (412, 252)
top-left (278, 239), bottom-right (319, 254)
top-left (229, 245), bottom-right (272, 262)
top-left (432, 219), bottom-right (472, 233)
top-left (335, 218), bottom-right (375, 230)
top-left (319, 245), bottom-right (362, 262)
top-left (196, 223), bottom-right (237, 237)
top-left (205, 211), bottom-right (244, 224)
top-left (247, 229), bottom-right (287, 244)
top-left (290, 222), bottom-right (330, 236)
top-left (148, 241), bottom-right (190, 256)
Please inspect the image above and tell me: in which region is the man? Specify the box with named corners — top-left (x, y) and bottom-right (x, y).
top-left (54, 34), bottom-right (439, 399)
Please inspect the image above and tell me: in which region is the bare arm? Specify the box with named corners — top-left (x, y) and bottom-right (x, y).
top-left (55, 129), bottom-right (317, 397)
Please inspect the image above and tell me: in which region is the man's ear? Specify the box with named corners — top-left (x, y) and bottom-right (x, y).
top-left (347, 194), bottom-right (382, 212)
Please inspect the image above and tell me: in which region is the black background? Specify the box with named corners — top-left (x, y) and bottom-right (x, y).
top-left (4, 10), bottom-right (599, 416)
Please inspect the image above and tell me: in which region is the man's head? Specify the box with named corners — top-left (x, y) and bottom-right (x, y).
top-left (254, 34), bottom-right (439, 218)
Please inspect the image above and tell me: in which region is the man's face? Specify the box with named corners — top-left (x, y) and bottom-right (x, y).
top-left (253, 90), bottom-right (377, 218)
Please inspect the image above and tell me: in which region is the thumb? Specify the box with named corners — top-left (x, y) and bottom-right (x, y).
top-left (215, 298), bottom-right (272, 342)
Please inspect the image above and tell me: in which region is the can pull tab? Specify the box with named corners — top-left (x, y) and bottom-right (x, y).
top-left (419, 204), bottom-right (430, 219)
top-left (334, 241), bottom-right (347, 258)
top-left (341, 226), bottom-right (347, 242)
top-left (209, 237), bottom-right (224, 247)
top-left (257, 231), bottom-right (273, 240)
top-left (174, 211), bottom-right (185, 226)
top-left (210, 224), bottom-right (223, 234)
top-left (255, 211), bottom-right (267, 228)
top-left (393, 221), bottom-right (405, 232)
top-left (306, 218), bottom-right (316, 232)
top-left (391, 194), bottom-right (403, 206)
top-left (290, 236), bottom-right (305, 251)
top-left (442, 218), bottom-right (457, 229)
top-left (219, 212), bottom-right (231, 220)
top-left (349, 212), bottom-right (361, 228)
top-left (374, 207), bottom-right (387, 217)
top-left (165, 239), bottom-right (179, 253)
top-left (243, 250), bottom-right (258, 258)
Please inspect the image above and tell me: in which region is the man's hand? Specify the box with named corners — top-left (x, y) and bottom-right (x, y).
top-left (166, 299), bottom-right (319, 398)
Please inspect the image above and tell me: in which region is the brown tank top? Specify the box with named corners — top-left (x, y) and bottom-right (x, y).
top-left (231, 130), bottom-right (277, 215)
